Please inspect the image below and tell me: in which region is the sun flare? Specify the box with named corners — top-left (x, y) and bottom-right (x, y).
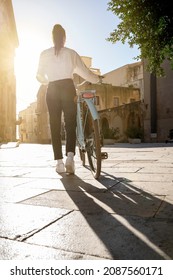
top-left (14, 32), bottom-right (48, 112)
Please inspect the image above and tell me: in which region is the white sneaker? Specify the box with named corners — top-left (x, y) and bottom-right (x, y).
top-left (65, 157), bottom-right (75, 174)
top-left (56, 162), bottom-right (65, 173)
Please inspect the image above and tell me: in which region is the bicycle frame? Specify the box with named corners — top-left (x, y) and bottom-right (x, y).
top-left (76, 84), bottom-right (108, 179)
top-left (76, 90), bottom-right (99, 151)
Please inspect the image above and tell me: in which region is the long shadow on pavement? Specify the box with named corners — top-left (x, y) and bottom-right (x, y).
top-left (61, 173), bottom-right (173, 260)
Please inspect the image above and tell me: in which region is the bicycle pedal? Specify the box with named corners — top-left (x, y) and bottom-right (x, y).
top-left (101, 152), bottom-right (108, 159)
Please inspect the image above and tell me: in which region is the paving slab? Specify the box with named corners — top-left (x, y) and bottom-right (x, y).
top-left (0, 167), bottom-right (32, 177)
top-left (20, 167), bottom-right (61, 179)
top-left (20, 188), bottom-right (164, 218)
top-left (0, 186), bottom-right (49, 203)
top-left (0, 203), bottom-right (70, 240)
top-left (113, 160), bottom-right (173, 169)
top-left (121, 181), bottom-right (173, 196)
top-left (8, 178), bottom-right (65, 191)
top-left (0, 143), bottom-right (173, 260)
top-left (25, 211), bottom-right (172, 260)
top-left (0, 177), bottom-right (34, 187)
top-left (138, 167), bottom-right (173, 174)
top-left (100, 172), bottom-right (173, 183)
top-left (155, 198), bottom-right (173, 219)
top-left (0, 238), bottom-right (102, 260)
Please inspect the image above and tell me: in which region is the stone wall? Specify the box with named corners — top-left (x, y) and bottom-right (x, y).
top-left (0, 0), bottom-right (18, 142)
top-left (99, 101), bottom-right (144, 142)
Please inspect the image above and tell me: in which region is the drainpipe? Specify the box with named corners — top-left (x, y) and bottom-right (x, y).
top-left (150, 73), bottom-right (157, 140)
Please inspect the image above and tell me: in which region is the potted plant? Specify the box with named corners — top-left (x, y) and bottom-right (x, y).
top-left (103, 127), bottom-right (119, 144)
top-left (125, 126), bottom-right (143, 144)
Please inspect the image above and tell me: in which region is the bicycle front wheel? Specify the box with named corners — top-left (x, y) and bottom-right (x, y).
top-left (84, 109), bottom-right (101, 179)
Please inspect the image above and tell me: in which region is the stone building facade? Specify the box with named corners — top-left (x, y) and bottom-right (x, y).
top-left (103, 61), bottom-right (144, 100)
top-left (35, 81), bottom-right (140, 144)
top-left (0, 0), bottom-right (19, 142)
top-left (101, 61), bottom-right (144, 142)
top-left (18, 102), bottom-right (38, 143)
top-left (102, 59), bottom-right (173, 143)
top-left (36, 85), bottom-right (50, 143)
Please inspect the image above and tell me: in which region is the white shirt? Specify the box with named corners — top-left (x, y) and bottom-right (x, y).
top-left (36, 46), bottom-right (99, 85)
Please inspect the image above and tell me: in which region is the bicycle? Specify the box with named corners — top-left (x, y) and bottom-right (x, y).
top-left (76, 80), bottom-right (108, 179)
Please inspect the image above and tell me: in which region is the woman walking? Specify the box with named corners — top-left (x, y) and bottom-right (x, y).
top-left (36, 24), bottom-right (100, 174)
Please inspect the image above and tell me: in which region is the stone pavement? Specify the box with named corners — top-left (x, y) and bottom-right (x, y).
top-left (0, 142), bottom-right (173, 260)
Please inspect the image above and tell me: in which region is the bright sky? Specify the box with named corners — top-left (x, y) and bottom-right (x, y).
top-left (12, 0), bottom-right (140, 113)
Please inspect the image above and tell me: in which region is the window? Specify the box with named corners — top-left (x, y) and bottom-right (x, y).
top-left (94, 96), bottom-right (100, 106)
top-left (113, 97), bottom-right (119, 107)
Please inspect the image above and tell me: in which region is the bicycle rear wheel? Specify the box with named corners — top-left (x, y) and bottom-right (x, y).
top-left (84, 106), bottom-right (101, 179)
top-left (79, 148), bottom-right (85, 166)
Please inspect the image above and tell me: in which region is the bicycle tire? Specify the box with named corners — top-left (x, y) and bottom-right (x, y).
top-left (76, 100), bottom-right (86, 166)
top-left (79, 148), bottom-right (85, 166)
top-left (84, 105), bottom-right (101, 179)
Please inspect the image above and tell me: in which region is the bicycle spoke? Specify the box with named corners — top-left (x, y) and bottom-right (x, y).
top-left (77, 94), bottom-right (102, 179)
top-left (85, 116), bottom-right (101, 179)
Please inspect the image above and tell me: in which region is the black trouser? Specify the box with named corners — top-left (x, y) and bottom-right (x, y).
top-left (46, 79), bottom-right (77, 160)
